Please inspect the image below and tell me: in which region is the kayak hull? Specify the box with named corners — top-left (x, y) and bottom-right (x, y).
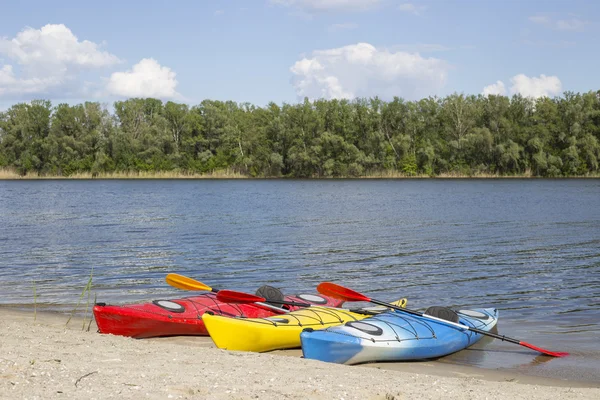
top-left (93, 292), bottom-right (343, 339)
top-left (203, 298), bottom-right (408, 352)
top-left (300, 308), bottom-right (498, 365)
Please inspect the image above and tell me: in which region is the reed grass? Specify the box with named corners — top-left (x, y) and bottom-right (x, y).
top-left (66, 267), bottom-right (94, 330)
top-left (2, 167), bottom-right (599, 180)
top-left (33, 280), bottom-right (37, 321)
top-left (0, 168), bottom-right (248, 180)
top-left (357, 170), bottom-right (425, 178)
top-left (0, 168), bottom-right (19, 179)
top-left (87, 293), bottom-right (97, 332)
top-left (83, 279), bottom-right (93, 331)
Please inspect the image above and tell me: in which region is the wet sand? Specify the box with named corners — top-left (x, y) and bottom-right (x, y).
top-left (1, 307), bottom-right (598, 399)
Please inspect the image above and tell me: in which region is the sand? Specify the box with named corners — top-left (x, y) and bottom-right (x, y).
top-left (1, 308), bottom-right (598, 400)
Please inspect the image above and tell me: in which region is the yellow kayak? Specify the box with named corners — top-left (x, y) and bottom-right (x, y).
top-left (203, 298), bottom-right (408, 352)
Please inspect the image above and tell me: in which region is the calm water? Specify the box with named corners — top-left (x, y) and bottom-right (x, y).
top-left (0, 179), bottom-right (599, 383)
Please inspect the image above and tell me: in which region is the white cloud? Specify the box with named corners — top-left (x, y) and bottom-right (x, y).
top-left (329, 22), bottom-right (359, 31)
top-left (510, 74), bottom-right (562, 98)
top-left (482, 80), bottom-right (506, 96)
top-left (0, 65), bottom-right (61, 96)
top-left (290, 42), bottom-right (449, 100)
top-left (529, 15), bottom-right (551, 25)
top-left (398, 3), bottom-right (427, 15)
top-left (106, 58), bottom-right (179, 99)
top-left (556, 18), bottom-right (587, 31)
top-left (0, 24), bottom-right (120, 99)
top-left (482, 74), bottom-right (562, 99)
top-left (271, 0), bottom-right (382, 12)
top-left (0, 24), bottom-right (120, 73)
top-left (529, 14), bottom-right (588, 32)
top-left (0, 24), bottom-right (181, 101)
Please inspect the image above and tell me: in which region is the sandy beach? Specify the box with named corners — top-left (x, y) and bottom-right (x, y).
top-left (0, 308), bottom-right (598, 400)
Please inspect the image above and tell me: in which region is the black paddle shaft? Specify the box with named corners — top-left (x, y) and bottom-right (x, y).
top-left (266, 299), bottom-right (311, 307)
top-left (267, 300), bottom-right (378, 315)
top-left (369, 298), bottom-right (520, 344)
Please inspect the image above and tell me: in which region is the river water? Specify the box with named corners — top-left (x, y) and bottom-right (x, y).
top-left (0, 179), bottom-right (598, 383)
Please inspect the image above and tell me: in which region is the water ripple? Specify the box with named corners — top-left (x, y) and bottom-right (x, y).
top-left (0, 179), bottom-right (599, 381)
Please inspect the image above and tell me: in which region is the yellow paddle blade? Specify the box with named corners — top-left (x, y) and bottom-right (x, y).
top-left (165, 273), bottom-right (213, 292)
top-left (358, 298), bottom-right (408, 313)
top-left (390, 298), bottom-right (408, 308)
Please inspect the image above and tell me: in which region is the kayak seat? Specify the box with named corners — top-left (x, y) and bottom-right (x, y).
top-left (424, 306), bottom-right (459, 323)
top-left (255, 285), bottom-right (285, 308)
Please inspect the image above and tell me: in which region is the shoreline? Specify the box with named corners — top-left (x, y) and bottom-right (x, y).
top-left (2, 175), bottom-right (600, 181)
top-left (1, 308), bottom-right (598, 400)
top-left (1, 168), bottom-right (600, 180)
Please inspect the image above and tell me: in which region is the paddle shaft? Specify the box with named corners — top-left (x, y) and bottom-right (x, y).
top-left (261, 299), bottom-right (310, 308)
top-left (252, 301), bottom-right (288, 314)
top-left (165, 274), bottom-right (286, 313)
top-left (317, 283), bottom-right (567, 357)
top-left (369, 299), bottom-right (512, 342)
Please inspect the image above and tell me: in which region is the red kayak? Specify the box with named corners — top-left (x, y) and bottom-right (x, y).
top-left (93, 290), bottom-right (343, 339)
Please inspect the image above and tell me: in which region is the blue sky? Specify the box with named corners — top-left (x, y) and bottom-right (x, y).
top-left (0, 0), bottom-right (598, 109)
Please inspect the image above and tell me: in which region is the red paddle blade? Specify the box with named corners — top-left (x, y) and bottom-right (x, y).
top-left (316, 282), bottom-right (370, 302)
top-left (520, 341), bottom-right (569, 357)
top-left (216, 290), bottom-right (266, 304)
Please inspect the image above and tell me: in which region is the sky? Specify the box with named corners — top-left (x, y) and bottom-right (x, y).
top-left (0, 0), bottom-right (599, 110)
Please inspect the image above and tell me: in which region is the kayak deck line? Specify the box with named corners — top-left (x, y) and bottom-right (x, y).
top-left (203, 298), bottom-right (408, 353)
top-left (300, 308), bottom-right (499, 364)
top-left (93, 291), bottom-right (344, 339)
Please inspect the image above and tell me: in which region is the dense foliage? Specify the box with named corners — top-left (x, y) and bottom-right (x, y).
top-left (1, 92), bottom-right (600, 177)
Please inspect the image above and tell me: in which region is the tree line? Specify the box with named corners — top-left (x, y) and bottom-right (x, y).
top-left (1, 91), bottom-right (600, 177)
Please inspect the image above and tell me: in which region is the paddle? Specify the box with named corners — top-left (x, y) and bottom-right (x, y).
top-left (316, 282), bottom-right (569, 358)
top-left (165, 273), bottom-right (287, 314)
top-left (166, 273), bottom-right (218, 292)
top-left (217, 289), bottom-right (409, 316)
top-left (216, 290), bottom-right (312, 308)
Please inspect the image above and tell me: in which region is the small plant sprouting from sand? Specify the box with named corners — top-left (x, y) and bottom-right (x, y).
top-left (87, 292), bottom-right (97, 332)
top-left (33, 280), bottom-right (37, 321)
top-left (66, 267), bottom-right (94, 330)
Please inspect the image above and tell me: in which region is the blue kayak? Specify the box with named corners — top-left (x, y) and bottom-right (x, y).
top-left (300, 308), bottom-right (498, 365)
